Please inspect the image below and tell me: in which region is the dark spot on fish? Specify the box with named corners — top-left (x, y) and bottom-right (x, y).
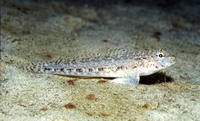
top-left (117, 66), bottom-right (124, 70)
top-left (76, 68), bottom-right (82, 72)
top-left (60, 68), bottom-right (64, 71)
top-left (89, 68), bottom-right (93, 72)
top-left (44, 67), bottom-right (53, 71)
top-left (134, 58), bottom-right (142, 60)
top-left (98, 68), bottom-right (104, 71)
top-left (55, 59), bottom-right (63, 64)
top-left (68, 69), bottom-right (72, 72)
top-left (142, 57), bottom-right (147, 59)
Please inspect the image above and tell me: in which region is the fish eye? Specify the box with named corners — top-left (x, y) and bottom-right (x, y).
top-left (158, 53), bottom-right (164, 58)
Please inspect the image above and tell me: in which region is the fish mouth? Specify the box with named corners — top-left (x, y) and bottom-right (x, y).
top-left (161, 56), bottom-right (176, 67)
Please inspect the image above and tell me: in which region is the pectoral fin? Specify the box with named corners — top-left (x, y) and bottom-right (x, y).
top-left (111, 76), bottom-right (140, 84)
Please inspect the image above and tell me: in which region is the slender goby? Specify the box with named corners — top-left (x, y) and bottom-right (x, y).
top-left (28, 49), bottom-right (176, 84)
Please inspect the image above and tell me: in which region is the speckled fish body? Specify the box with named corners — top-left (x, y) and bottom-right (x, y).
top-left (29, 49), bottom-right (176, 84)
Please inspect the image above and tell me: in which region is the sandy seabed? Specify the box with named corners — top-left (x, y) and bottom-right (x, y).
top-left (1, 0), bottom-right (200, 121)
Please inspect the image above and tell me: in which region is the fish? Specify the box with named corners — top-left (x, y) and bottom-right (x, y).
top-left (28, 49), bottom-right (176, 84)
